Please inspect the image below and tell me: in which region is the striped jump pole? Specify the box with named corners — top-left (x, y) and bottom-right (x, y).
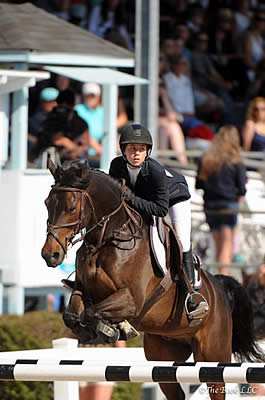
top-left (0, 360), bottom-right (264, 383)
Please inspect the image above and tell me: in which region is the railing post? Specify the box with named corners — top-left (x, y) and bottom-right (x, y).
top-left (52, 338), bottom-right (79, 400)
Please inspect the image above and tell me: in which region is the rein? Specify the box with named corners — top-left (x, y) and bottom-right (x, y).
top-left (47, 183), bottom-right (143, 256)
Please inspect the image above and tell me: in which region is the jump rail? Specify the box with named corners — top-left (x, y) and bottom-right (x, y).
top-left (0, 359), bottom-right (265, 383)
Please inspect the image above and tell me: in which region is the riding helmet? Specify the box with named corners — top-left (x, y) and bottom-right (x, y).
top-left (119, 124), bottom-right (153, 153)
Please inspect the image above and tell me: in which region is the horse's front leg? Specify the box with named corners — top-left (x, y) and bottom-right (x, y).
top-left (81, 287), bottom-right (139, 342)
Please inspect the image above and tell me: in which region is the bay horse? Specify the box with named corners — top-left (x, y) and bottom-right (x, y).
top-left (42, 159), bottom-right (264, 400)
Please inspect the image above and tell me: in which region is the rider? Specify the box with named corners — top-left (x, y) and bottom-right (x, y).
top-left (109, 123), bottom-right (209, 321)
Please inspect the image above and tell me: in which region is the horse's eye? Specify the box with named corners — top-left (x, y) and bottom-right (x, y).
top-left (68, 207), bottom-right (76, 214)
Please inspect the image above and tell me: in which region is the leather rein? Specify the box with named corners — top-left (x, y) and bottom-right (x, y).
top-left (46, 183), bottom-right (143, 256)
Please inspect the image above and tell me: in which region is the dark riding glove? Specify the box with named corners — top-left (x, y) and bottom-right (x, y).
top-left (124, 187), bottom-right (135, 204)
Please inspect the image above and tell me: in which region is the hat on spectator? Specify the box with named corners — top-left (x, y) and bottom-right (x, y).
top-left (40, 87), bottom-right (59, 102)
top-left (82, 83), bottom-right (101, 96)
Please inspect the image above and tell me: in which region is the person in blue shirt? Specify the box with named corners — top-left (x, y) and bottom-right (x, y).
top-left (196, 125), bottom-right (247, 275)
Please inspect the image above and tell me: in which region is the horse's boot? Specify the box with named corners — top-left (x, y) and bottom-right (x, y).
top-left (183, 248), bottom-right (209, 323)
top-left (117, 320), bottom-right (140, 341)
top-left (61, 279), bottom-right (75, 290)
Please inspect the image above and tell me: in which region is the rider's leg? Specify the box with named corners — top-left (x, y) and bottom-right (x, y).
top-left (169, 199), bottom-right (194, 284)
top-left (169, 200), bottom-right (209, 319)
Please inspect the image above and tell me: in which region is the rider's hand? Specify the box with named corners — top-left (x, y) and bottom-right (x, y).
top-left (124, 188), bottom-right (135, 204)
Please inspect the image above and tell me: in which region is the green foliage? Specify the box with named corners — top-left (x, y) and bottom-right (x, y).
top-left (112, 382), bottom-right (142, 400)
top-left (0, 312), bottom-right (70, 400)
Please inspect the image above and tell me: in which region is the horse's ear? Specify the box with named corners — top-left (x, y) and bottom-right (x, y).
top-left (81, 160), bottom-right (89, 179)
top-left (47, 155), bottom-right (56, 178)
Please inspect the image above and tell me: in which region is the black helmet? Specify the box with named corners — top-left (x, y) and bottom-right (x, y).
top-left (119, 124), bottom-right (153, 152)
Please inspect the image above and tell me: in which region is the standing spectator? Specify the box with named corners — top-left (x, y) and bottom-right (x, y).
top-left (195, 125), bottom-right (247, 275)
top-left (242, 96), bottom-right (265, 151)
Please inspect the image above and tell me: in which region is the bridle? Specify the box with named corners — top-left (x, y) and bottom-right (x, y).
top-left (46, 183), bottom-right (142, 256)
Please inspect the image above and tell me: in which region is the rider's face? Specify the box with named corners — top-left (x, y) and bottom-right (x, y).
top-left (124, 143), bottom-right (147, 167)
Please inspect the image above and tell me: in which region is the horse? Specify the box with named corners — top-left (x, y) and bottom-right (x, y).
top-left (41, 159), bottom-right (265, 400)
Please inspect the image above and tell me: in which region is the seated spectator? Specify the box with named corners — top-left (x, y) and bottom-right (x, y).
top-left (163, 55), bottom-right (214, 150)
top-left (190, 31), bottom-right (236, 124)
top-left (190, 32), bottom-right (224, 121)
top-left (33, 89), bottom-right (90, 165)
top-left (160, 36), bottom-right (186, 65)
top-left (186, 5), bottom-right (206, 34)
top-left (247, 58), bottom-right (265, 99)
top-left (175, 24), bottom-right (192, 61)
top-left (242, 96), bottom-right (265, 151)
top-left (28, 87), bottom-right (59, 162)
top-left (195, 125), bottom-right (247, 275)
top-left (242, 9), bottom-right (265, 82)
top-left (158, 53), bottom-right (188, 164)
top-left (87, 0), bottom-right (133, 51)
top-left (75, 82), bottom-right (128, 161)
top-left (207, 8), bottom-right (249, 99)
top-left (163, 55), bottom-right (195, 116)
top-left (234, 0), bottom-right (251, 41)
top-left (75, 83), bottom-right (104, 159)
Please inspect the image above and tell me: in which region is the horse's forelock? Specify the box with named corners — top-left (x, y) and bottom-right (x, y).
top-left (54, 160), bottom-right (122, 192)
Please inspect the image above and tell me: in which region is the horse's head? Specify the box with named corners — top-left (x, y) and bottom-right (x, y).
top-left (41, 159), bottom-right (94, 267)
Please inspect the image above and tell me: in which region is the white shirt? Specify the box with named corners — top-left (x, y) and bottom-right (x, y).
top-left (127, 165), bottom-right (141, 188)
top-left (163, 72), bottom-right (195, 114)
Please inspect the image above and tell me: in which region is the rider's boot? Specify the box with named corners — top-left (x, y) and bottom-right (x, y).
top-left (183, 248), bottom-right (209, 321)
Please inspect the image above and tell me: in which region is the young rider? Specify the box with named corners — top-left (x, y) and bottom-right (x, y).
top-left (109, 123), bottom-right (209, 320)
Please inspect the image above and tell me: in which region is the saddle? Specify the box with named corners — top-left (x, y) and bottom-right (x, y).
top-left (150, 216), bottom-right (202, 286)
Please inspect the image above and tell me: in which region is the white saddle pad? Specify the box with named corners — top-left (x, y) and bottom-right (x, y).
top-left (150, 218), bottom-right (167, 276)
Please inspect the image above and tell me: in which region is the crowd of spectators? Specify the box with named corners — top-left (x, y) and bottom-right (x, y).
top-left (13, 0), bottom-right (264, 166)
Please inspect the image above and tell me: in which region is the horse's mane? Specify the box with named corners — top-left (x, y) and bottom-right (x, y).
top-left (54, 160), bottom-right (122, 191)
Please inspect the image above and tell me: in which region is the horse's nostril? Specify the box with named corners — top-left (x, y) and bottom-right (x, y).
top-left (51, 252), bottom-right (60, 260)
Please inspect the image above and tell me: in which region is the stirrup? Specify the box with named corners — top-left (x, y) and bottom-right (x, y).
top-left (117, 320), bottom-right (140, 341)
top-left (185, 292), bottom-right (209, 322)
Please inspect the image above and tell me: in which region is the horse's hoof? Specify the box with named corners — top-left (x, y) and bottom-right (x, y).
top-left (117, 320), bottom-right (139, 340)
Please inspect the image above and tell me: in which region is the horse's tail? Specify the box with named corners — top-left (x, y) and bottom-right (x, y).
top-left (215, 274), bottom-right (265, 362)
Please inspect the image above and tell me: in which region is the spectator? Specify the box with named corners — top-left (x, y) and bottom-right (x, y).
top-left (190, 30), bottom-right (236, 124)
top-left (195, 125), bottom-right (247, 275)
top-left (75, 83), bottom-right (104, 160)
top-left (186, 5), bottom-right (206, 34)
top-left (242, 96), bottom-right (265, 151)
top-left (87, 0), bottom-right (133, 51)
top-left (34, 89), bottom-right (90, 164)
top-left (242, 9), bottom-right (265, 82)
top-left (207, 8), bottom-right (249, 99)
top-left (234, 0), bottom-right (251, 41)
top-left (158, 53), bottom-right (188, 164)
top-left (28, 87), bottom-right (59, 140)
top-left (190, 31), bottom-right (224, 121)
top-left (163, 55), bottom-right (214, 150)
top-left (247, 58), bottom-right (265, 99)
top-left (175, 24), bottom-right (192, 61)
top-left (163, 55), bottom-right (194, 116)
top-left (160, 36), bottom-right (186, 65)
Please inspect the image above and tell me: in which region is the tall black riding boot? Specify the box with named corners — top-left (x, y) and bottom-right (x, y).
top-left (183, 248), bottom-right (209, 322)
top-left (183, 248), bottom-right (195, 287)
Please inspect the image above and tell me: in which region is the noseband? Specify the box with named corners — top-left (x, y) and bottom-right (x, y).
top-left (46, 183), bottom-right (142, 256)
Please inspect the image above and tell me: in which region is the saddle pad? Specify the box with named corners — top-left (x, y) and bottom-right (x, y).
top-left (150, 218), bottom-right (167, 276)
